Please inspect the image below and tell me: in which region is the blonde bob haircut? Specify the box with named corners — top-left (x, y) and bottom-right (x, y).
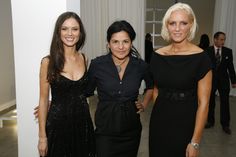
top-left (161, 2), bottom-right (197, 42)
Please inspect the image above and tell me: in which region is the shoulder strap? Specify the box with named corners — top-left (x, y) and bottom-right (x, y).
top-left (81, 53), bottom-right (87, 71)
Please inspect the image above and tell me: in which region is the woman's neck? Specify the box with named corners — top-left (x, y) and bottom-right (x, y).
top-left (64, 46), bottom-right (77, 56)
top-left (111, 54), bottom-right (130, 74)
top-left (64, 50), bottom-right (78, 62)
top-left (111, 55), bottom-right (129, 65)
top-left (169, 41), bottom-right (192, 54)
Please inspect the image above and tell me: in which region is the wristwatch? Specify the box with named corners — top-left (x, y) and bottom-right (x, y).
top-left (190, 141), bottom-right (200, 150)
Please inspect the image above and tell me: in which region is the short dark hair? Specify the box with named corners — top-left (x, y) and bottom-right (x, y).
top-left (214, 31), bottom-right (225, 39)
top-left (106, 20), bottom-right (140, 58)
top-left (107, 20), bottom-right (136, 42)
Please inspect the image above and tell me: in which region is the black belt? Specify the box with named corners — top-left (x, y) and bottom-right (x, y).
top-left (158, 88), bottom-right (196, 101)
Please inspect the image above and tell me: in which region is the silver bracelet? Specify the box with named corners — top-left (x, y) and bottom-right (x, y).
top-left (190, 141), bottom-right (200, 150)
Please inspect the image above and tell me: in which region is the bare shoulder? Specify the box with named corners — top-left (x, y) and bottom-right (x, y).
top-left (155, 44), bottom-right (204, 55)
top-left (79, 51), bottom-right (88, 61)
top-left (41, 56), bottom-right (49, 64)
top-left (40, 56), bottom-right (50, 70)
top-left (39, 56), bottom-right (49, 79)
top-left (191, 44), bottom-right (204, 54)
top-left (77, 52), bottom-right (89, 69)
top-left (155, 46), bottom-right (170, 55)
top-left (78, 51), bottom-right (88, 64)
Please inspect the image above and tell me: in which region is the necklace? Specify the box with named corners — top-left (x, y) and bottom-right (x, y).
top-left (114, 57), bottom-right (128, 73)
top-left (116, 65), bottom-right (122, 73)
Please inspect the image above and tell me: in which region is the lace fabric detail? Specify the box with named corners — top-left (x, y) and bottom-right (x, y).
top-left (46, 73), bottom-right (95, 157)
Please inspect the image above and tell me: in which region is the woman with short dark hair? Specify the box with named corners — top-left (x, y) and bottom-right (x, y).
top-left (87, 20), bottom-right (153, 157)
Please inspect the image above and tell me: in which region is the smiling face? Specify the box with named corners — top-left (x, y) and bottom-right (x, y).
top-left (60, 17), bottom-right (80, 48)
top-left (108, 31), bottom-right (132, 60)
top-left (167, 10), bottom-right (192, 43)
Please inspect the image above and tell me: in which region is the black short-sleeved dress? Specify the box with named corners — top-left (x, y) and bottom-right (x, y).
top-left (46, 72), bottom-right (96, 157)
top-left (87, 53), bottom-right (153, 157)
top-left (149, 52), bottom-right (211, 157)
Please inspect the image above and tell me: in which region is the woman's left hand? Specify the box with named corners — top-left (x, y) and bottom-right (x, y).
top-left (185, 143), bottom-right (199, 157)
top-left (135, 101), bottom-right (144, 114)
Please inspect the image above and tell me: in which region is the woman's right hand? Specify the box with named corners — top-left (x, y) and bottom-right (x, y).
top-left (38, 137), bottom-right (48, 157)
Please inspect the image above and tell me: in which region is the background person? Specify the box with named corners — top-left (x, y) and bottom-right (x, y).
top-left (198, 33), bottom-right (210, 50)
top-left (145, 33), bottom-right (154, 64)
top-left (205, 31), bottom-right (236, 135)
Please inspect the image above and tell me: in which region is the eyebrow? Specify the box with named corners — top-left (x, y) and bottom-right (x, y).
top-left (111, 38), bottom-right (130, 41)
top-left (61, 25), bottom-right (79, 28)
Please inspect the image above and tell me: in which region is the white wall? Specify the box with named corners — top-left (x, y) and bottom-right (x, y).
top-left (11, 0), bottom-right (80, 156)
top-left (0, 0), bottom-right (16, 111)
top-left (67, 0), bottom-right (80, 12)
top-left (80, 0), bottom-right (145, 92)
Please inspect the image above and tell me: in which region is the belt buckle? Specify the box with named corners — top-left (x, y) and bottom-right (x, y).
top-left (179, 93), bottom-right (185, 98)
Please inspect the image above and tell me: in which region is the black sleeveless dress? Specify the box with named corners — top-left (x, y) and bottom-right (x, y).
top-left (45, 72), bottom-right (96, 157)
top-left (149, 52), bottom-right (211, 157)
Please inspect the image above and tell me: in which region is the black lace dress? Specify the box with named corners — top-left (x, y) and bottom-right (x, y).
top-left (45, 73), bottom-right (95, 157)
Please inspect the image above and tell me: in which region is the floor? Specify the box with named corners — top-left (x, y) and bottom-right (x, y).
top-left (0, 96), bottom-right (236, 157)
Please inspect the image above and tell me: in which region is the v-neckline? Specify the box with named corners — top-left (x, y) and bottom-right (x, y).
top-left (110, 54), bottom-right (131, 81)
top-left (60, 71), bottom-right (86, 82)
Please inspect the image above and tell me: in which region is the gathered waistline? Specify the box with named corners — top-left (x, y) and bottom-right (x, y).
top-left (98, 100), bottom-right (137, 111)
top-left (99, 100), bottom-right (136, 105)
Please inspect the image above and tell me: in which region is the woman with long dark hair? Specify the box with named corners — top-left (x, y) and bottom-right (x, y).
top-left (37, 12), bottom-right (95, 157)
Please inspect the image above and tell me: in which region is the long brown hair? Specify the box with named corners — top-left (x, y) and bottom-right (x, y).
top-left (47, 12), bottom-right (86, 82)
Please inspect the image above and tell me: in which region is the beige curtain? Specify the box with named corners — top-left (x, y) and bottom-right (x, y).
top-left (80, 0), bottom-right (146, 93)
top-left (80, 0), bottom-right (145, 62)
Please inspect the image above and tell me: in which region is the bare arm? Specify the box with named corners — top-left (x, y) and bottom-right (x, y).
top-left (136, 89), bottom-right (153, 113)
top-left (34, 101), bottom-right (51, 119)
top-left (186, 70), bottom-right (212, 156)
top-left (38, 58), bottom-right (50, 138)
top-left (152, 85), bottom-right (158, 103)
top-left (142, 89), bottom-right (153, 108)
top-left (192, 70), bottom-right (212, 143)
top-left (38, 58), bottom-right (50, 156)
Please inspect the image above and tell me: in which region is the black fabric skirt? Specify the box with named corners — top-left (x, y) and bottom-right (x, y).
top-left (46, 98), bottom-right (96, 157)
top-left (95, 100), bottom-right (142, 157)
top-left (149, 89), bottom-right (197, 157)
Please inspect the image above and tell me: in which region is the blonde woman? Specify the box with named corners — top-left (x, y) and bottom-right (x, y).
top-left (149, 3), bottom-right (212, 157)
